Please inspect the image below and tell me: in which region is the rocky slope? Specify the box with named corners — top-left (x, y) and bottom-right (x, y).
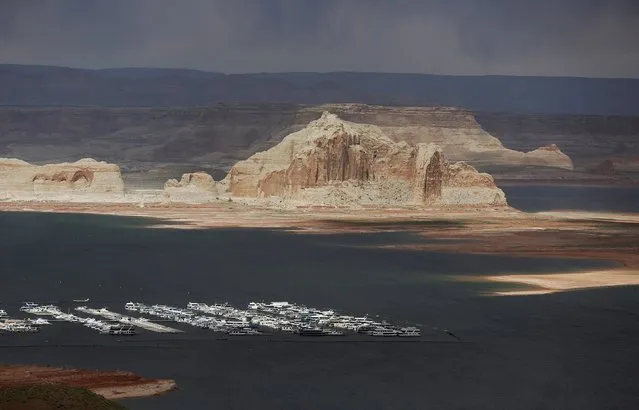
top-left (0, 158), bottom-right (124, 201)
top-left (225, 112), bottom-right (506, 207)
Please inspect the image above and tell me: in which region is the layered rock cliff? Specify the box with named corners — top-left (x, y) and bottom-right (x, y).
top-left (225, 112), bottom-right (507, 207)
top-left (0, 158), bottom-right (124, 201)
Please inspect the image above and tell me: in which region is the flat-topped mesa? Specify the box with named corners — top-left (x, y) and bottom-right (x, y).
top-left (310, 105), bottom-right (575, 171)
top-left (0, 158), bottom-right (124, 200)
top-left (164, 171), bottom-right (218, 201)
top-left (225, 112), bottom-right (507, 207)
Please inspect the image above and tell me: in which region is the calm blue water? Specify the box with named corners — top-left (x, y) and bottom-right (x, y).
top-left (0, 185), bottom-right (638, 409)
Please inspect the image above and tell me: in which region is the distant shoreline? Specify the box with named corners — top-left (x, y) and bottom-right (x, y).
top-left (495, 178), bottom-right (638, 188)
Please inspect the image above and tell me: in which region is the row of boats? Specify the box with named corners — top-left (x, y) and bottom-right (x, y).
top-left (18, 303), bottom-right (135, 335)
top-left (2, 301), bottom-right (421, 338)
top-left (125, 301), bottom-right (421, 337)
top-left (0, 308), bottom-right (43, 333)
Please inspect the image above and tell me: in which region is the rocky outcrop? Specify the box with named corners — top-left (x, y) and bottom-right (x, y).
top-left (589, 160), bottom-right (617, 176)
top-left (522, 144), bottom-right (574, 169)
top-left (0, 158), bottom-right (124, 201)
top-left (164, 172), bottom-right (218, 201)
top-left (225, 112), bottom-right (506, 207)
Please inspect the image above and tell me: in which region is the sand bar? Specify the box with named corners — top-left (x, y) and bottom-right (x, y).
top-left (487, 269), bottom-right (639, 296)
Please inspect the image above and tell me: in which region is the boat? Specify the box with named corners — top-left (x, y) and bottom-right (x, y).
top-left (72, 298), bottom-right (90, 303)
top-left (399, 327), bottom-right (421, 337)
top-left (369, 328), bottom-right (399, 337)
top-left (19, 302), bottom-right (38, 312)
top-left (30, 318), bottom-right (51, 326)
top-left (101, 325), bottom-right (136, 336)
top-left (2, 321), bottom-right (39, 333)
top-left (297, 327), bottom-right (326, 337)
top-left (0, 310), bottom-right (7, 317)
top-left (227, 328), bottom-right (260, 336)
top-left (322, 329), bottom-right (345, 336)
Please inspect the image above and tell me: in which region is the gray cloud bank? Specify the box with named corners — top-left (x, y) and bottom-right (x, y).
top-left (1, 0), bottom-right (638, 77)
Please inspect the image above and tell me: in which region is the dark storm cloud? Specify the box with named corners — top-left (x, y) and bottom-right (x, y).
top-left (1, 0), bottom-right (638, 77)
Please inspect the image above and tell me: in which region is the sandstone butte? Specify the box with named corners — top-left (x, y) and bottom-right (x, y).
top-left (0, 158), bottom-right (124, 201)
top-left (223, 112), bottom-right (508, 208)
top-left (164, 171), bottom-right (219, 202)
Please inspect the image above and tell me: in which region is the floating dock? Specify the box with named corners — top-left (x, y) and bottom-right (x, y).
top-left (76, 307), bottom-right (182, 333)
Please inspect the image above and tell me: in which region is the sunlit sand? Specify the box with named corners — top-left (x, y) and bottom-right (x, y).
top-left (488, 269), bottom-right (639, 296)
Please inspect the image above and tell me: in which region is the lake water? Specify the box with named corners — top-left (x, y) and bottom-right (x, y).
top-left (1, 185), bottom-right (638, 409)
top-left (503, 184), bottom-right (639, 213)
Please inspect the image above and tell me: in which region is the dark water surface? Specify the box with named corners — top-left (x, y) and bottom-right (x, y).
top-left (503, 184), bottom-right (639, 213)
top-left (0, 208), bottom-right (638, 409)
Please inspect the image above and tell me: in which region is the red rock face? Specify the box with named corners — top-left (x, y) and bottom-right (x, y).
top-left (422, 151), bottom-right (444, 201)
top-left (259, 131), bottom-right (374, 197)
top-left (31, 168), bottom-right (95, 187)
top-left (318, 132), bottom-right (372, 182)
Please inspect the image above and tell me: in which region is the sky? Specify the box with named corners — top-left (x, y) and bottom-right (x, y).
top-left (1, 0), bottom-right (639, 78)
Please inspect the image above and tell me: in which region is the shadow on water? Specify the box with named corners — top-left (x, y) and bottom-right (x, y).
top-left (502, 185), bottom-right (639, 213)
top-left (0, 212), bottom-right (613, 309)
top-left (0, 211), bottom-right (637, 410)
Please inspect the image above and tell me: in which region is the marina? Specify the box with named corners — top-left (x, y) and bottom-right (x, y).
top-left (125, 302), bottom-right (266, 335)
top-left (247, 301), bottom-right (421, 337)
top-left (130, 300), bottom-right (421, 337)
top-left (2, 300), bottom-right (422, 338)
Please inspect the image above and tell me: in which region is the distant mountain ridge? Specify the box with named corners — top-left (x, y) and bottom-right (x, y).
top-left (1, 64), bottom-right (638, 116)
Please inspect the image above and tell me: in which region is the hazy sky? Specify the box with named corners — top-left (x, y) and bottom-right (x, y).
top-left (1, 0), bottom-right (638, 77)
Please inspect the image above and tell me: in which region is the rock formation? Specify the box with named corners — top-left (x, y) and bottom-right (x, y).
top-left (0, 105), bottom-right (582, 185)
top-left (589, 160), bottom-right (617, 176)
top-left (225, 112), bottom-right (507, 207)
top-left (164, 171), bottom-right (218, 201)
top-left (0, 158), bottom-right (124, 201)
top-left (521, 144), bottom-right (574, 169)
top-left (321, 105), bottom-right (574, 171)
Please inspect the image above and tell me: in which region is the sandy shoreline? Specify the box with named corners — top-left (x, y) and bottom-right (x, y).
top-left (0, 365), bottom-right (177, 401)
